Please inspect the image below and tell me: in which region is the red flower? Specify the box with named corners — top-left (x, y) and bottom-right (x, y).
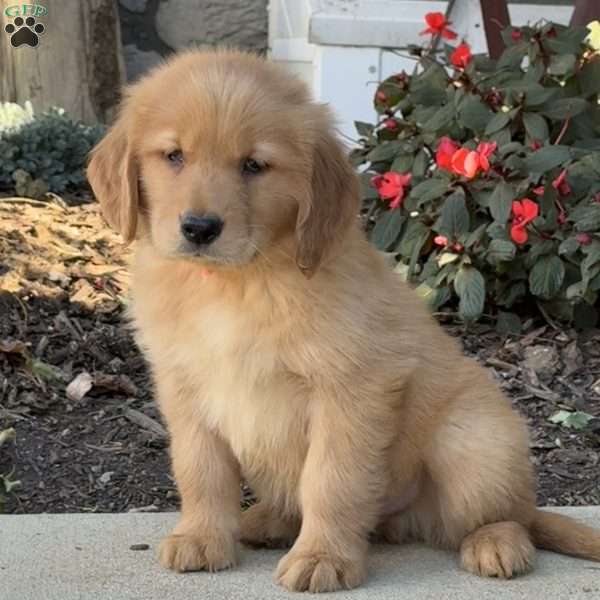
top-left (476, 141), bottom-right (497, 171)
top-left (420, 12), bottom-right (457, 40)
top-left (439, 140), bottom-right (496, 179)
top-left (533, 186), bottom-right (545, 196)
top-left (451, 148), bottom-right (480, 179)
top-left (371, 172), bottom-right (412, 209)
top-left (510, 199), bottom-right (539, 244)
top-left (450, 43), bottom-right (473, 68)
top-left (552, 169), bottom-right (571, 196)
top-left (511, 29), bottom-right (523, 42)
top-left (436, 136), bottom-right (460, 171)
top-left (383, 118), bottom-right (398, 130)
top-left (434, 235), bottom-right (449, 247)
top-left (576, 233), bottom-right (592, 246)
top-left (530, 140), bottom-right (542, 151)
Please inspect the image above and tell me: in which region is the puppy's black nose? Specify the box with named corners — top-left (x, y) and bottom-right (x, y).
top-left (180, 213), bottom-right (223, 245)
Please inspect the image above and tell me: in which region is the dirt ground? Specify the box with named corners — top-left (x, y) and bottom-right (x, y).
top-left (0, 196), bottom-right (599, 514)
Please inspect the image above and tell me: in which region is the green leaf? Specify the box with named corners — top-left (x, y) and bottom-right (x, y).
top-left (549, 410), bottom-right (594, 430)
top-left (574, 302), bottom-right (599, 329)
top-left (485, 112), bottom-right (511, 135)
top-left (496, 281), bottom-right (526, 307)
top-left (408, 227), bottom-right (431, 277)
top-left (566, 281), bottom-right (587, 300)
top-left (590, 271), bottom-right (600, 291)
top-left (455, 266), bottom-right (486, 321)
top-left (523, 86), bottom-right (561, 108)
top-left (487, 239), bottom-right (516, 265)
top-left (438, 192), bottom-right (470, 239)
top-left (497, 43), bottom-right (527, 70)
top-left (544, 27), bottom-right (588, 55)
top-left (525, 240), bottom-right (556, 268)
top-left (355, 121), bottom-right (374, 137)
top-left (412, 149), bottom-right (429, 178)
top-left (529, 255), bottom-right (565, 299)
top-left (548, 53), bottom-right (576, 77)
top-left (523, 145), bottom-right (572, 173)
top-left (465, 223), bottom-right (488, 248)
top-left (574, 205), bottom-right (600, 232)
top-left (367, 141), bottom-right (402, 163)
top-left (437, 252), bottom-right (460, 266)
top-left (359, 173), bottom-right (380, 200)
top-left (415, 282), bottom-right (451, 310)
top-left (411, 82), bottom-right (447, 106)
top-left (397, 219), bottom-right (429, 258)
top-left (581, 243), bottom-right (600, 284)
top-left (522, 112), bottom-right (549, 142)
top-left (391, 154), bottom-right (413, 173)
top-left (558, 237), bottom-right (580, 256)
top-left (1, 474), bottom-right (21, 494)
top-left (370, 209), bottom-right (405, 251)
top-left (578, 59), bottom-right (600, 98)
top-left (0, 428), bottom-right (16, 448)
top-left (488, 182), bottom-right (514, 225)
top-left (458, 94), bottom-right (494, 133)
top-left (489, 125), bottom-right (512, 148)
top-left (28, 359), bottom-right (64, 382)
top-left (524, 60), bottom-right (545, 84)
top-left (422, 103), bottom-right (455, 132)
top-left (487, 221), bottom-right (511, 241)
top-left (496, 311), bottom-right (522, 335)
top-left (410, 179), bottom-right (449, 205)
top-left (540, 97), bottom-right (588, 120)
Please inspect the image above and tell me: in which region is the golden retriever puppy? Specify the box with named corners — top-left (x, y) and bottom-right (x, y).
top-left (88, 49), bottom-right (600, 593)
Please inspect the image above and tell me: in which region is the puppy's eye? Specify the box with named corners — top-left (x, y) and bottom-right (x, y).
top-left (242, 158), bottom-right (266, 176)
top-left (165, 150), bottom-right (184, 166)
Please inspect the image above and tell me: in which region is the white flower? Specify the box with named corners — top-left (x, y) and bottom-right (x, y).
top-left (586, 20), bottom-right (600, 52)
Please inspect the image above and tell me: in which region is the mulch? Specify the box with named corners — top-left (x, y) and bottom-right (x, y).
top-left (0, 197), bottom-right (599, 514)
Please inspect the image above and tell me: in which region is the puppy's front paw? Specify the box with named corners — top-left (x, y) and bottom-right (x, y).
top-left (275, 548), bottom-right (367, 593)
top-left (159, 531), bottom-right (237, 573)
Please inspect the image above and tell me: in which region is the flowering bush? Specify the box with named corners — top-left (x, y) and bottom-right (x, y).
top-left (0, 103), bottom-right (105, 196)
top-left (352, 15), bottom-right (600, 330)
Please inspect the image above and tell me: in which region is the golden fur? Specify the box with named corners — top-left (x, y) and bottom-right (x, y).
top-left (88, 49), bottom-right (600, 593)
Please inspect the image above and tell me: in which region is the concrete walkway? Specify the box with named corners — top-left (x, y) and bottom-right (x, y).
top-left (1, 507), bottom-right (599, 600)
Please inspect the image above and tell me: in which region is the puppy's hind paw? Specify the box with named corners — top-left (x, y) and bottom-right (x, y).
top-left (460, 521), bottom-right (535, 579)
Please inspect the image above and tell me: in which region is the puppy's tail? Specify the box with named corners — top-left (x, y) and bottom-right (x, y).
top-left (530, 508), bottom-right (600, 561)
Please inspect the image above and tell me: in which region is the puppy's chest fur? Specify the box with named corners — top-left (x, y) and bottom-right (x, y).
top-left (135, 283), bottom-right (310, 511)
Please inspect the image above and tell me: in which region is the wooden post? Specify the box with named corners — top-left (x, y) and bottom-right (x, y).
top-left (570, 0), bottom-right (600, 27)
top-left (0, 0), bottom-right (125, 123)
top-left (479, 0), bottom-right (511, 59)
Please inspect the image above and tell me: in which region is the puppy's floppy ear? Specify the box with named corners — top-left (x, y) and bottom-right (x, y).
top-left (295, 124), bottom-right (359, 278)
top-left (87, 113), bottom-right (139, 243)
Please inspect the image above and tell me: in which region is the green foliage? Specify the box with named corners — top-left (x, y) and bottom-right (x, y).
top-left (549, 410), bottom-right (594, 429)
top-left (0, 103), bottom-right (105, 196)
top-left (0, 428), bottom-right (20, 513)
top-left (353, 21), bottom-right (600, 327)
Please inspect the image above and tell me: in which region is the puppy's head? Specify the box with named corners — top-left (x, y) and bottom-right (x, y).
top-left (88, 50), bottom-right (358, 277)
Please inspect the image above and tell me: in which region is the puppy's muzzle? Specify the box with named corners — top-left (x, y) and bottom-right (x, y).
top-left (180, 212), bottom-right (224, 246)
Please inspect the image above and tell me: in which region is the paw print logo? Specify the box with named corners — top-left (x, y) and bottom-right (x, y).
top-left (5, 16), bottom-right (45, 48)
